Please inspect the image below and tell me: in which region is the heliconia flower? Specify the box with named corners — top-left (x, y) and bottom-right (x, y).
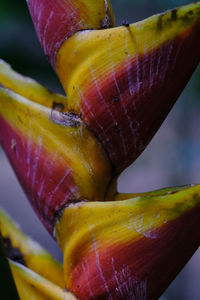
top-left (55, 1), bottom-right (200, 174)
top-left (0, 1), bottom-right (200, 299)
top-left (27, 0), bottom-right (115, 67)
top-left (55, 184), bottom-right (200, 300)
top-left (0, 60), bottom-right (112, 234)
top-left (0, 207), bottom-right (77, 299)
top-left (28, 0), bottom-right (200, 174)
top-left (10, 261), bottom-right (76, 300)
top-left (0, 207), bottom-right (65, 288)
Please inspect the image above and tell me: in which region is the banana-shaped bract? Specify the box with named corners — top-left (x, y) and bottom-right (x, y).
top-left (0, 207), bottom-right (64, 287)
top-left (10, 261), bottom-right (77, 300)
top-left (0, 60), bottom-right (112, 233)
top-left (56, 1), bottom-right (200, 174)
top-left (55, 185), bottom-right (200, 300)
top-left (0, 207), bottom-right (76, 299)
top-left (28, 0), bottom-right (200, 175)
top-left (0, 1), bottom-right (200, 299)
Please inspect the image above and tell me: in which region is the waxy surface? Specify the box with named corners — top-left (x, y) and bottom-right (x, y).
top-left (55, 185), bottom-right (200, 300)
top-left (57, 2), bottom-right (200, 174)
top-left (0, 68), bottom-right (112, 233)
top-left (1, 2), bottom-right (200, 299)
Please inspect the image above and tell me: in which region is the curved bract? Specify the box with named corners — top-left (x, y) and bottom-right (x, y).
top-left (0, 62), bottom-right (112, 233)
top-left (0, 207), bottom-right (64, 288)
top-left (116, 184), bottom-right (192, 200)
top-left (27, 0), bottom-right (115, 67)
top-left (0, 1), bottom-right (200, 299)
top-left (0, 60), bottom-right (67, 109)
top-left (10, 261), bottom-right (77, 300)
top-left (0, 207), bottom-right (76, 299)
top-left (56, 1), bottom-right (200, 174)
top-left (55, 185), bottom-right (200, 300)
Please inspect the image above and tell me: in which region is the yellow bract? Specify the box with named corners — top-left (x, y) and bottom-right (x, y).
top-left (56, 1), bottom-right (200, 112)
top-left (0, 208), bottom-right (65, 288)
top-left (10, 261), bottom-right (77, 300)
top-left (0, 60), bottom-right (67, 109)
top-left (55, 185), bottom-right (200, 286)
top-left (0, 84), bottom-right (112, 202)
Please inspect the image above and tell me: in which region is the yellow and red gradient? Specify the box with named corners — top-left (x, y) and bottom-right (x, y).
top-left (0, 117), bottom-right (76, 234)
top-left (27, 0), bottom-right (115, 67)
top-left (0, 207), bottom-right (65, 288)
top-left (0, 67), bottom-right (112, 234)
top-left (57, 2), bottom-right (200, 174)
top-left (55, 185), bottom-right (200, 300)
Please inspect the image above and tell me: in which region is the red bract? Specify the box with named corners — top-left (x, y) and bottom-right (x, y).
top-left (0, 1), bottom-right (200, 300)
top-left (80, 23), bottom-right (200, 173)
top-left (27, 0), bottom-right (115, 67)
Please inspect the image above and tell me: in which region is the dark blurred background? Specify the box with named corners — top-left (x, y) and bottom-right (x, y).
top-left (0, 1), bottom-right (200, 299)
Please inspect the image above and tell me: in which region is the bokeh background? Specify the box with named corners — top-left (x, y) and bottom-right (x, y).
top-left (0, 0), bottom-right (200, 299)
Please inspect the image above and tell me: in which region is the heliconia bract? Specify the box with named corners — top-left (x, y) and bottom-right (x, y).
top-left (0, 1), bottom-right (200, 299)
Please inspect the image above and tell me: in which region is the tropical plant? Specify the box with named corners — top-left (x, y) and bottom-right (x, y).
top-left (0, 0), bottom-right (200, 299)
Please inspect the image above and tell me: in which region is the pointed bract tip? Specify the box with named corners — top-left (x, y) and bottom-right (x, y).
top-left (55, 185), bottom-right (200, 300)
top-left (56, 1), bottom-right (200, 174)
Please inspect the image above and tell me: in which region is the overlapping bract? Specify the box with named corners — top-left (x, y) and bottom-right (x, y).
top-left (0, 60), bottom-right (112, 233)
top-left (0, 1), bottom-right (200, 299)
top-left (55, 185), bottom-right (200, 299)
top-left (27, 0), bottom-right (115, 67)
top-left (0, 207), bottom-right (76, 299)
top-left (56, 2), bottom-right (200, 174)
